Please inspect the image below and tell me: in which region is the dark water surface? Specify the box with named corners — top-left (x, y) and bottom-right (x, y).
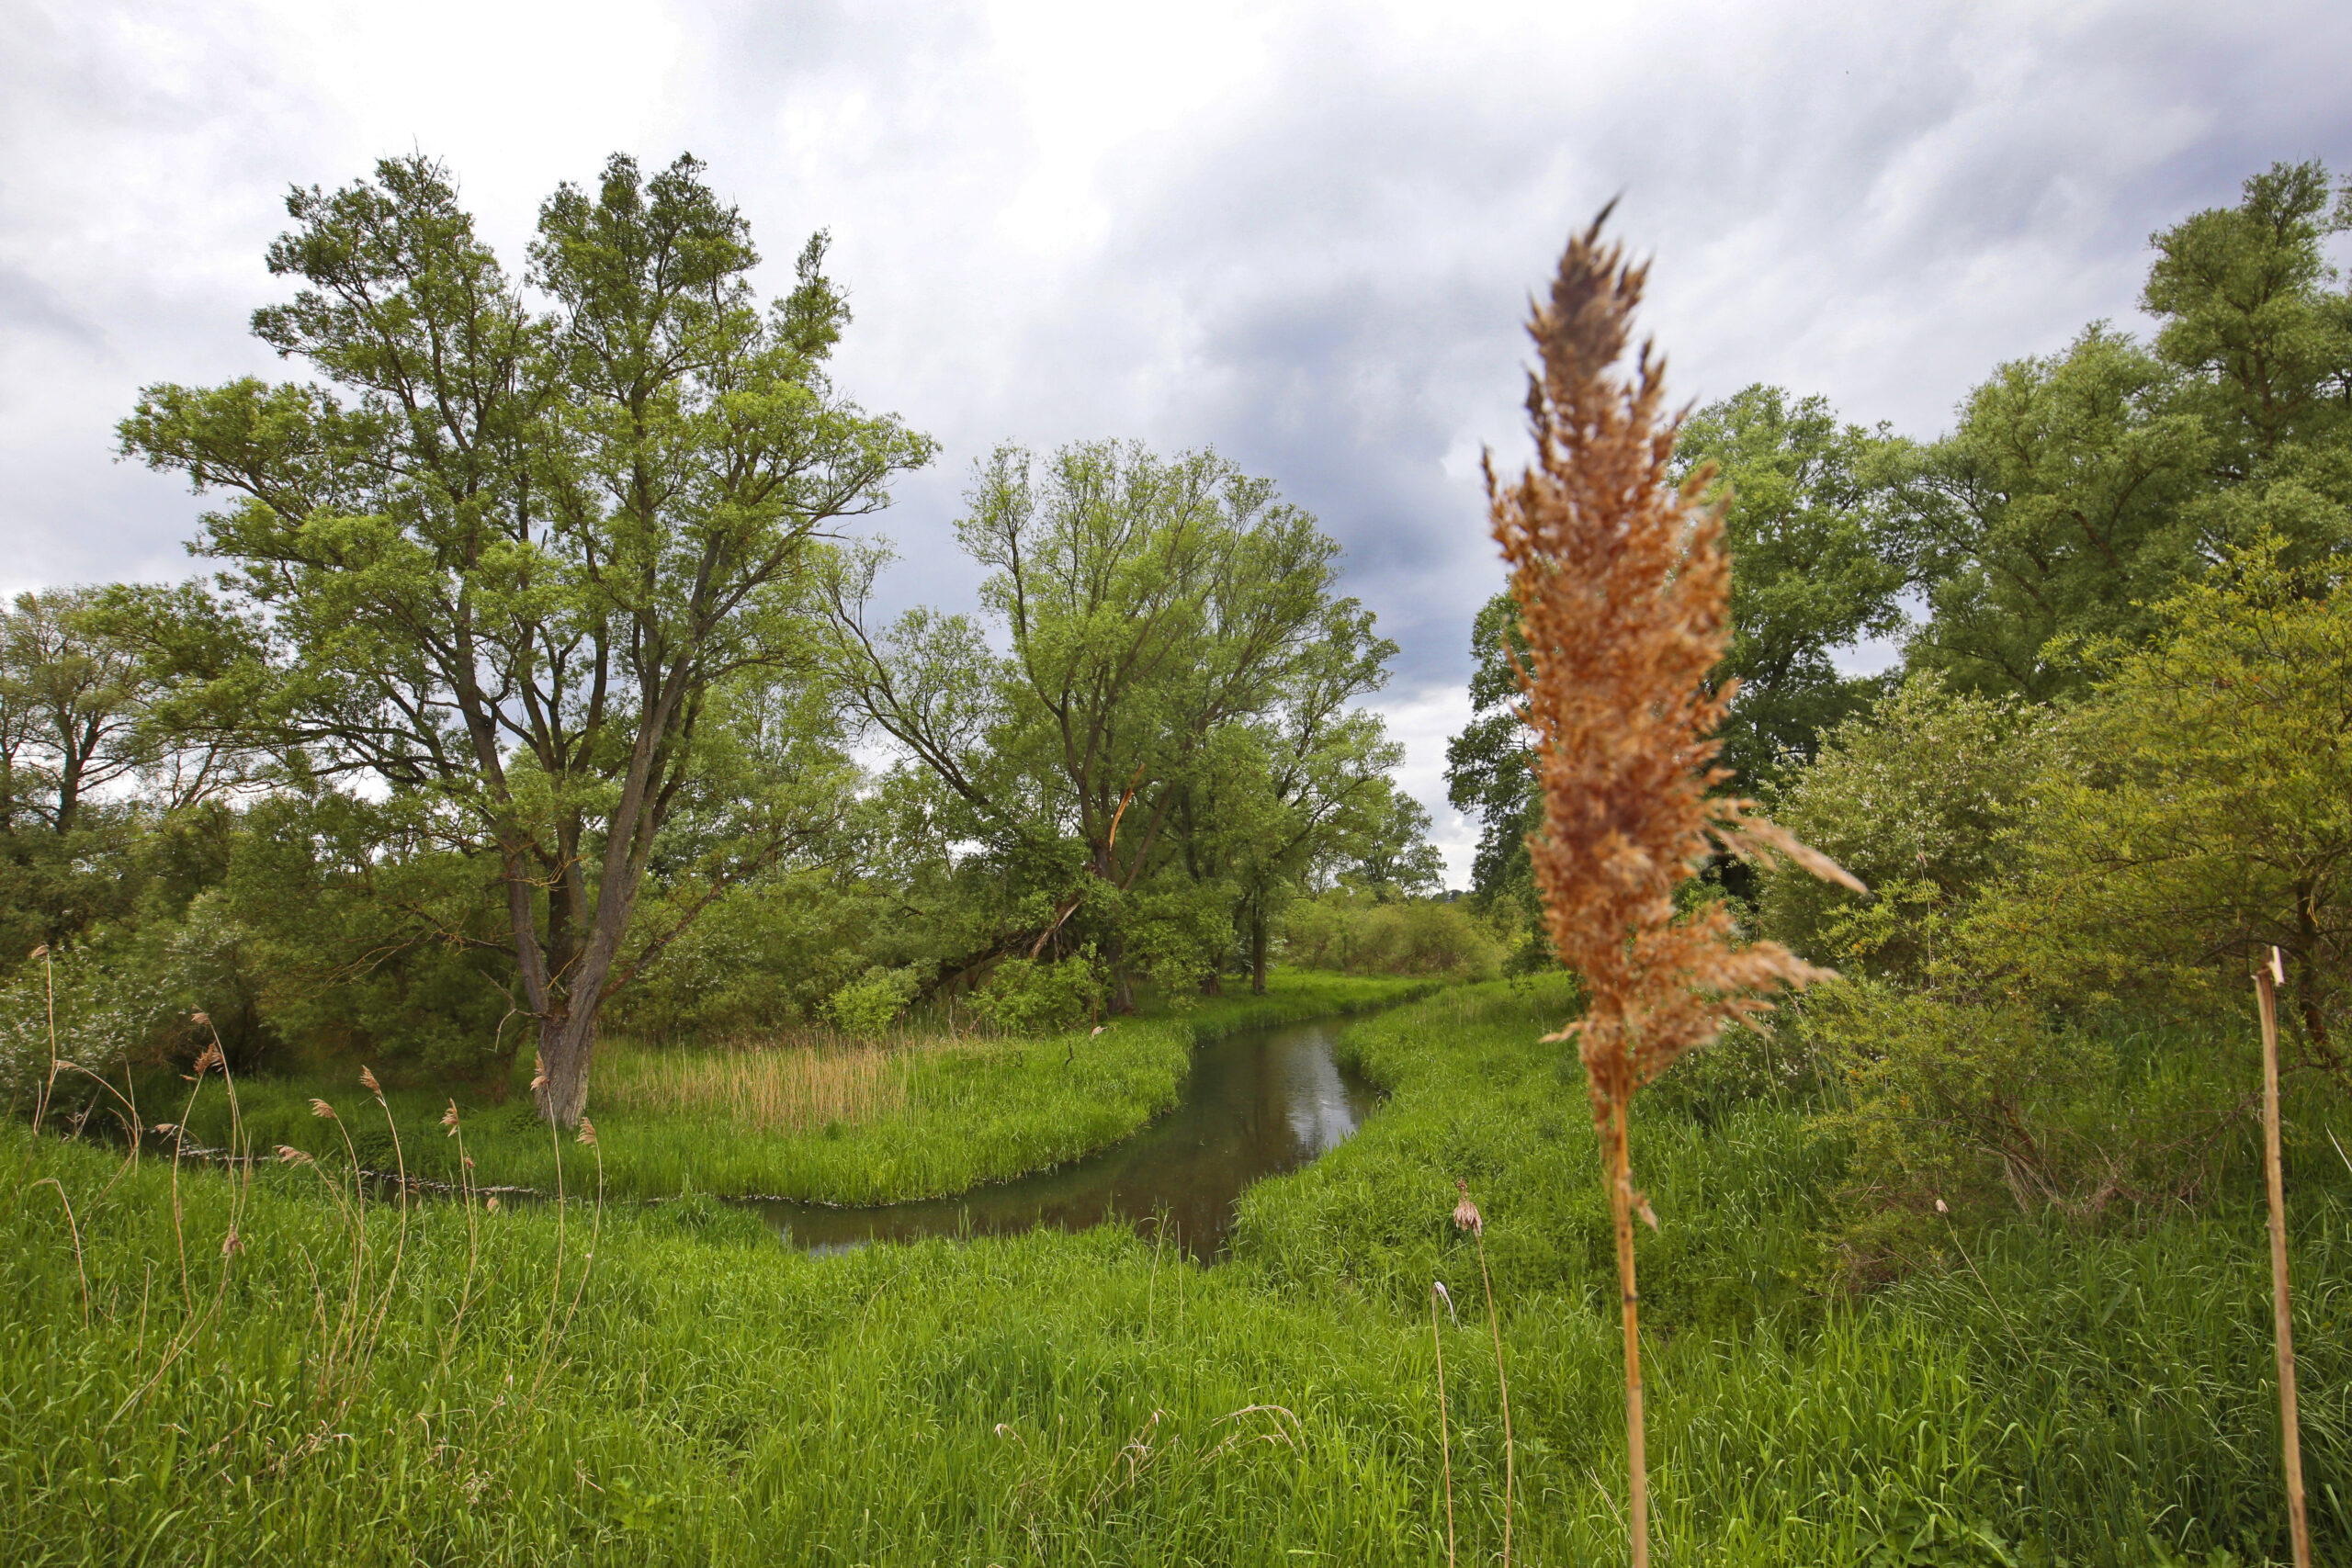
top-left (739, 1017), bottom-right (1378, 1258)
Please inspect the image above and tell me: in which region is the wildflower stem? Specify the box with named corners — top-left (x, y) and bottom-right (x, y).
top-left (1430, 1282), bottom-right (1455, 1568)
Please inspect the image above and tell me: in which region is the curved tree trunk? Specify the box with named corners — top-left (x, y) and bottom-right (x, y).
top-left (533, 1007), bottom-right (599, 1127)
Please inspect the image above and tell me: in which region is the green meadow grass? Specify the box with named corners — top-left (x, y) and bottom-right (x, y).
top-left (4, 976), bottom-right (2343, 1562)
top-left (149, 969), bottom-right (1438, 1204)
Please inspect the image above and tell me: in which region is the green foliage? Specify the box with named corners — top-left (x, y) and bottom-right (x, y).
top-left (825, 964), bottom-right (928, 1038)
top-left (1443, 591), bottom-right (1539, 912)
top-left (1894, 160), bottom-right (2352, 699)
top-left (1889, 324), bottom-right (2211, 699)
top-left (1278, 889), bottom-right (1501, 979)
top-left (1968, 546), bottom-right (2352, 1056)
top-left (823, 439), bottom-right (1413, 1004)
top-left (1676, 384), bottom-right (1909, 789)
top-left (968, 954), bottom-right (1102, 1035)
top-left (1758, 675), bottom-right (2060, 979)
top-left (1803, 980), bottom-right (2255, 1280)
top-left (2143, 160), bottom-right (2352, 495)
top-left (119, 150), bottom-right (930, 1119)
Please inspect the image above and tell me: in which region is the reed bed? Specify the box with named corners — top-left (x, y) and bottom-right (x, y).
top-left (598, 1039), bottom-right (914, 1133)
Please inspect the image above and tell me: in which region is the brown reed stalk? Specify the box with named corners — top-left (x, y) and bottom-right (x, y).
top-left (1454, 1179), bottom-right (1513, 1565)
top-left (2255, 945), bottom-right (2312, 1567)
top-left (28, 945), bottom-right (55, 1132)
top-left (28, 1177), bottom-right (88, 1325)
top-left (1430, 1280), bottom-right (1457, 1568)
top-left (435, 1099), bottom-right (483, 1379)
top-left (1487, 208), bottom-right (1861, 1566)
top-left (530, 1115), bottom-right (606, 1406)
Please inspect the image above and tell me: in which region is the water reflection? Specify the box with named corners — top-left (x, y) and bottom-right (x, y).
top-left (738, 1018), bottom-right (1377, 1258)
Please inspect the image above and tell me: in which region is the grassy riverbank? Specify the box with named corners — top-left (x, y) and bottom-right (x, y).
top-left (151, 970), bottom-right (1436, 1203)
top-left (6, 977), bottom-right (2344, 1562)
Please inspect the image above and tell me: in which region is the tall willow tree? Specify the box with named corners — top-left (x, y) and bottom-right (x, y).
top-left (822, 441), bottom-right (1396, 1006)
top-left (121, 153), bottom-right (932, 1123)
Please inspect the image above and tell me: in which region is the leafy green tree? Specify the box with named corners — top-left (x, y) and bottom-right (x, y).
top-left (1173, 655), bottom-right (1418, 992)
top-left (822, 440), bottom-right (1396, 1006)
top-left (1757, 674), bottom-right (2061, 980)
top-left (2144, 160), bottom-right (2352, 489)
top-left (120, 152), bottom-right (930, 1122)
top-left (1887, 325), bottom-right (2210, 700)
top-left (1891, 161), bottom-right (2352, 701)
top-left (1443, 591), bottom-right (1536, 911)
top-left (1675, 385), bottom-right (1909, 787)
top-left (1970, 544), bottom-right (2352, 1060)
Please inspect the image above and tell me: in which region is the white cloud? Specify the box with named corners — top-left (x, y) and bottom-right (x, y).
top-left (5, 0), bottom-right (2347, 849)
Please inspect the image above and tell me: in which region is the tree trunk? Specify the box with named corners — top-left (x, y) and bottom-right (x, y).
top-left (2292, 886), bottom-right (2335, 1068)
top-left (533, 1006), bottom-right (598, 1127)
top-left (1250, 901), bottom-right (1270, 995)
top-left (53, 758), bottom-right (79, 834)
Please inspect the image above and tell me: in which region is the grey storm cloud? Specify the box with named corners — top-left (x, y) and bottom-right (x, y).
top-left (3, 0), bottom-right (2348, 877)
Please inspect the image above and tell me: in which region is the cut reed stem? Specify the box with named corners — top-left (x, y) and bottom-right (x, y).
top-left (2256, 945), bottom-right (2311, 1568)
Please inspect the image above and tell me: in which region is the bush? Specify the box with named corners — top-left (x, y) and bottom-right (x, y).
top-left (0, 942), bottom-right (193, 1121)
top-left (1279, 891), bottom-right (1501, 979)
top-left (1758, 674), bottom-right (2060, 980)
top-left (1805, 977), bottom-right (2254, 1285)
top-left (825, 965), bottom-right (926, 1039)
top-left (968, 955), bottom-right (1103, 1036)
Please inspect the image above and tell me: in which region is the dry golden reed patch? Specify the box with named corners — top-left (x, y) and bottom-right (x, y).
top-left (598, 1041), bottom-right (912, 1133)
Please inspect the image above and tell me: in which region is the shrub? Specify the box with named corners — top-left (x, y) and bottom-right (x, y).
top-left (967, 955), bottom-right (1103, 1036)
top-left (1279, 891), bottom-right (1501, 979)
top-left (1758, 674), bottom-right (2060, 980)
top-left (1806, 976), bottom-right (2253, 1285)
top-left (824, 965), bottom-right (926, 1039)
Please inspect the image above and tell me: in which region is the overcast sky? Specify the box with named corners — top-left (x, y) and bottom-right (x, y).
top-left (6, 0), bottom-right (2349, 881)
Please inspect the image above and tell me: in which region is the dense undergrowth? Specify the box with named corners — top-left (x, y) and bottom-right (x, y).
top-left (4, 978), bottom-right (2344, 1562)
top-left (144, 970), bottom-right (1436, 1203)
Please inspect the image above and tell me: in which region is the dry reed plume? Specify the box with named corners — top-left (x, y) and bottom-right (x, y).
top-left (600, 1042), bottom-right (910, 1133)
top-left (1487, 208), bottom-right (1861, 1564)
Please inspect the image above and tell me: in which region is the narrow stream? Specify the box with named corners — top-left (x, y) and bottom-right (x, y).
top-left (739, 1016), bottom-right (1378, 1258)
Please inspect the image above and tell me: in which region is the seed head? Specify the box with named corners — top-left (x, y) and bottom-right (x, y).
top-left (1452, 1178), bottom-right (1483, 1237)
top-left (360, 1066), bottom-right (381, 1097)
top-left (484, 1196), bottom-right (500, 1213)
top-left (529, 1054), bottom-right (548, 1093)
top-left (441, 1100), bottom-right (461, 1135)
top-left (192, 1043), bottom-right (225, 1074)
top-left (275, 1145), bottom-right (313, 1165)
top-left (189, 1010), bottom-right (209, 1027)
top-left (220, 1228), bottom-right (243, 1258)
top-left (309, 1098), bottom-right (337, 1120)
top-left (28, 944), bottom-right (47, 960)
top-left (577, 1118), bottom-right (597, 1147)
top-left (1432, 1280), bottom-right (1458, 1325)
